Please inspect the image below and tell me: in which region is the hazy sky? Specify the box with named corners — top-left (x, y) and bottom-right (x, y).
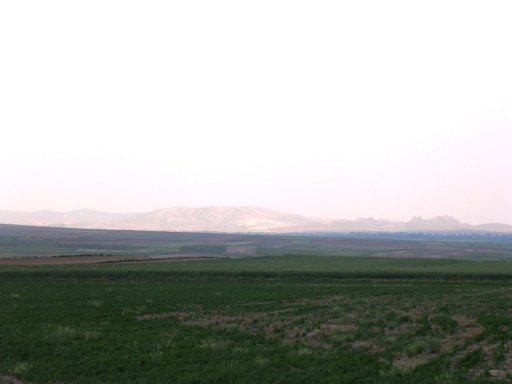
top-left (1, 1), bottom-right (511, 224)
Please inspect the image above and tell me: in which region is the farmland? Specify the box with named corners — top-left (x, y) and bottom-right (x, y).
top-left (3, 272), bottom-right (512, 383)
top-left (2, 225), bottom-right (512, 383)
top-left (1, 224), bottom-right (512, 262)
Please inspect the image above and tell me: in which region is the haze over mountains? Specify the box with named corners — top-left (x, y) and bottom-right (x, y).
top-left (0, 207), bottom-right (511, 234)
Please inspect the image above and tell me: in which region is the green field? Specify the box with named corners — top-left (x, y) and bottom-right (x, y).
top-left (5, 255), bottom-right (512, 279)
top-left (2, 226), bottom-right (512, 383)
top-left (2, 256), bottom-right (512, 383)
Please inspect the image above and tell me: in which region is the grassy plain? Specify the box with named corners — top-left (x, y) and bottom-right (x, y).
top-left (1, 274), bottom-right (512, 383)
top-left (4, 255), bottom-right (512, 279)
top-left (2, 256), bottom-right (512, 383)
top-left (2, 224), bottom-right (512, 261)
top-left (2, 225), bottom-right (512, 383)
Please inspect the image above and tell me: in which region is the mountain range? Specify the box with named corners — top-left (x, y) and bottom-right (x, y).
top-left (0, 207), bottom-right (511, 233)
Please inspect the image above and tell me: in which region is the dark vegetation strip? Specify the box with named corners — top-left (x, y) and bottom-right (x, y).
top-left (2, 270), bottom-right (512, 281)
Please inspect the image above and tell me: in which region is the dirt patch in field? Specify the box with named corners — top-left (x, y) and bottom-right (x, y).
top-left (0, 255), bottom-right (139, 265)
top-left (0, 375), bottom-right (23, 384)
top-left (136, 295), bottom-right (363, 348)
top-left (0, 254), bottom-right (221, 266)
top-left (136, 291), bottom-right (510, 376)
top-left (138, 307), bottom-right (331, 347)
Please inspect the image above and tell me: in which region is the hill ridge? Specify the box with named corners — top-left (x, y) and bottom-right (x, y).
top-left (0, 207), bottom-right (510, 233)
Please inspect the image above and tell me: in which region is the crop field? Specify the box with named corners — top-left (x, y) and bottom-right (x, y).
top-left (2, 224), bottom-right (512, 262)
top-left (2, 262), bottom-right (512, 383)
top-left (2, 226), bottom-right (512, 383)
top-left (5, 255), bottom-right (512, 279)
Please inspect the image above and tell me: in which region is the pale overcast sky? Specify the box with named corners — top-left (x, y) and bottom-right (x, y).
top-left (1, 1), bottom-right (511, 224)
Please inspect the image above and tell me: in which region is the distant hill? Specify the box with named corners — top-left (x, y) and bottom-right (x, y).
top-left (0, 207), bottom-right (511, 233)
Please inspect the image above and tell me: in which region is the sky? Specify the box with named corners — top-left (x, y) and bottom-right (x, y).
top-left (0, 1), bottom-right (511, 224)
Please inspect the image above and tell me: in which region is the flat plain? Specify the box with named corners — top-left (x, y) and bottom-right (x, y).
top-left (2, 225), bottom-right (512, 383)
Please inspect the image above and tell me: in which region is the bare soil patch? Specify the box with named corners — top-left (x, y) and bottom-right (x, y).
top-left (0, 254), bottom-right (220, 266)
top-left (0, 375), bottom-right (23, 384)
